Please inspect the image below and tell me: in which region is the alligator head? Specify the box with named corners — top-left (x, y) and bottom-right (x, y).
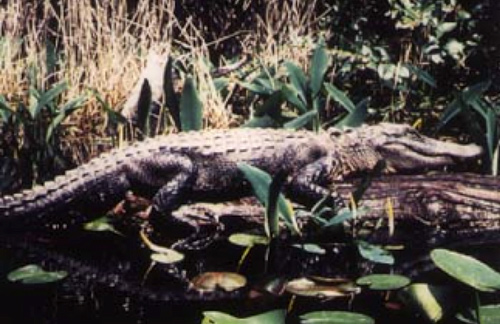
top-left (331, 123), bottom-right (483, 173)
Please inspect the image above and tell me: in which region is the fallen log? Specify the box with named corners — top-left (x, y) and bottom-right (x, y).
top-left (169, 173), bottom-right (500, 247)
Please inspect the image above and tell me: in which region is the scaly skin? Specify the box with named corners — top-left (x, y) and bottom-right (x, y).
top-left (0, 123), bottom-right (482, 231)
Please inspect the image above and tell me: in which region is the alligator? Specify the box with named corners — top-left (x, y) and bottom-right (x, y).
top-left (0, 123), bottom-right (482, 233)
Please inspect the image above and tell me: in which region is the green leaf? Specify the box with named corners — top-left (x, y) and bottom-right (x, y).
top-left (0, 95), bottom-right (13, 120)
top-left (30, 81), bottom-right (68, 118)
top-left (46, 95), bottom-right (87, 143)
top-left (356, 274), bottom-right (410, 291)
top-left (282, 84), bottom-right (308, 113)
top-left (228, 233), bottom-right (269, 247)
top-left (310, 38), bottom-right (329, 98)
top-left (45, 38), bottom-right (58, 77)
top-left (335, 97), bottom-right (369, 129)
top-left (431, 249), bottom-right (500, 292)
top-left (136, 79), bottom-right (153, 136)
top-left (242, 115), bottom-right (279, 128)
top-left (163, 56), bottom-right (181, 130)
top-left (300, 311), bottom-right (374, 324)
top-left (284, 110), bottom-right (317, 130)
top-left (237, 80), bottom-right (274, 95)
top-left (237, 163), bottom-right (299, 235)
top-left (151, 250), bottom-right (184, 264)
top-left (357, 240), bottom-right (395, 265)
top-left (92, 89), bottom-right (128, 125)
top-left (292, 243), bottom-right (326, 255)
top-left (84, 217), bottom-right (122, 235)
top-left (399, 284), bottom-right (456, 323)
top-left (405, 64), bottom-right (437, 88)
top-left (7, 264), bottom-right (67, 284)
top-left (324, 83), bottom-right (355, 113)
top-left (285, 61), bottom-right (308, 106)
top-left (267, 172), bottom-right (286, 237)
top-left (203, 309), bottom-right (286, 324)
top-left (480, 305), bottom-right (500, 324)
top-left (179, 77), bottom-right (203, 131)
top-left (255, 90), bottom-right (284, 119)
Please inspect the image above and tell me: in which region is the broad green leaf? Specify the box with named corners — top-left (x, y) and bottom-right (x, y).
top-left (136, 78), bottom-right (152, 136)
top-left (323, 208), bottom-right (356, 228)
top-left (310, 38), bottom-right (329, 97)
top-left (228, 233), bottom-right (269, 247)
top-left (286, 278), bottom-right (360, 298)
top-left (203, 309), bottom-right (286, 324)
top-left (335, 97), bottom-right (369, 129)
top-left (267, 172), bottom-right (287, 237)
top-left (242, 115), bottom-right (279, 128)
top-left (46, 95), bottom-right (87, 142)
top-left (179, 77), bottom-right (203, 131)
top-left (151, 251), bottom-right (184, 264)
top-left (285, 61), bottom-right (308, 105)
top-left (357, 240), bottom-right (395, 265)
top-left (255, 90), bottom-right (283, 119)
top-left (445, 39), bottom-right (465, 61)
top-left (7, 264), bottom-right (67, 284)
top-left (31, 81), bottom-right (68, 118)
top-left (399, 284), bottom-right (456, 323)
top-left (324, 83), bottom-right (355, 112)
top-left (480, 305), bottom-right (500, 324)
top-left (436, 22), bottom-right (457, 38)
top-left (191, 272), bottom-right (246, 292)
top-left (284, 110), bottom-right (317, 130)
top-left (237, 164), bottom-right (299, 235)
top-left (300, 311), bottom-right (374, 324)
top-left (431, 249), bottom-right (500, 292)
top-left (0, 95), bottom-right (13, 120)
top-left (282, 84), bottom-right (308, 113)
top-left (84, 217), bottom-right (122, 235)
top-left (163, 56), bottom-right (181, 129)
top-left (237, 80), bottom-right (274, 95)
top-left (356, 274), bottom-right (410, 291)
top-left (292, 243), bottom-right (326, 255)
top-left (405, 64), bottom-right (437, 88)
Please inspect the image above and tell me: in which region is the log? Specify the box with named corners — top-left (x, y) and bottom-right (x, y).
top-left (170, 173), bottom-right (500, 247)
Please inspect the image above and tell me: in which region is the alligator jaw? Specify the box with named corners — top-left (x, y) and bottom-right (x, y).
top-left (381, 138), bottom-right (483, 171)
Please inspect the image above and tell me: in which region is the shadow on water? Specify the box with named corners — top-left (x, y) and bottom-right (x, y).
top-left (1, 227), bottom-right (500, 323)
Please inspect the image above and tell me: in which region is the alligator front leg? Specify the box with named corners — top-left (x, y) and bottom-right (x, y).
top-left (286, 159), bottom-right (345, 209)
top-left (124, 154), bottom-right (196, 227)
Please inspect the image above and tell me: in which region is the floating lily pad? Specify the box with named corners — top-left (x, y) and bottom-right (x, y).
top-left (150, 250), bottom-right (184, 264)
top-left (300, 311), bottom-right (374, 324)
top-left (357, 240), bottom-right (394, 265)
top-left (356, 274), bottom-right (410, 291)
top-left (228, 233), bottom-right (269, 247)
top-left (430, 249), bottom-right (500, 292)
top-left (7, 264), bottom-right (67, 284)
top-left (191, 272), bottom-right (247, 292)
top-left (286, 277), bottom-right (360, 298)
top-left (480, 305), bottom-right (500, 324)
top-left (292, 243), bottom-right (326, 255)
top-left (203, 309), bottom-right (286, 324)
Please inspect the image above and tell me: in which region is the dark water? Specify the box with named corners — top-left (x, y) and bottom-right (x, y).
top-left (0, 229), bottom-right (499, 324)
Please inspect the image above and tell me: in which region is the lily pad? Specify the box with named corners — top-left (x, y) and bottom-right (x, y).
top-left (356, 274), bottom-right (410, 291)
top-left (300, 311), bottom-right (374, 324)
top-left (292, 243), bottom-right (326, 255)
top-left (7, 264), bottom-right (67, 284)
top-left (357, 240), bottom-right (394, 265)
top-left (286, 277), bottom-right (360, 298)
top-left (228, 233), bottom-right (269, 247)
top-left (430, 249), bottom-right (500, 292)
top-left (150, 250), bottom-right (184, 264)
top-left (191, 272), bottom-right (247, 292)
top-left (399, 284), bottom-right (456, 323)
top-left (203, 309), bottom-right (286, 324)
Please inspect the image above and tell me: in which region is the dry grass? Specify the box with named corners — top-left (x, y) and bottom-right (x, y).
top-left (0, 0), bottom-right (325, 160)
